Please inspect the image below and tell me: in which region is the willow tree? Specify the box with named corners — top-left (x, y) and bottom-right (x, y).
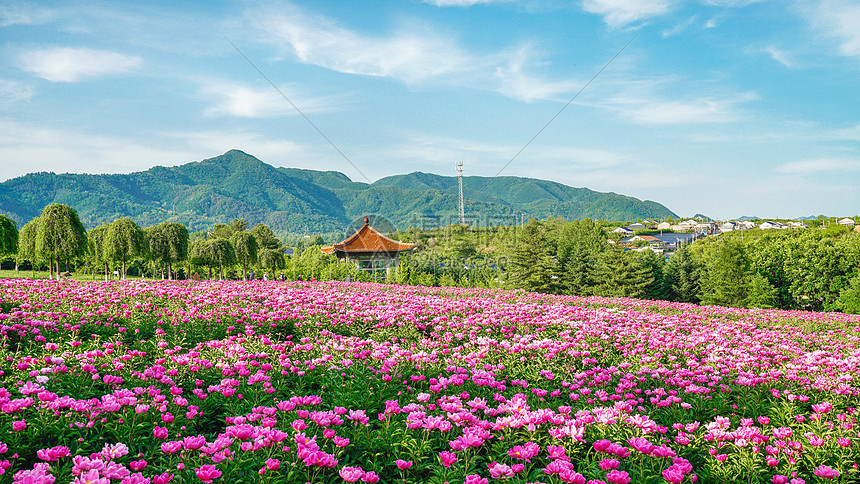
top-left (0, 214), bottom-right (19, 268)
top-left (87, 224), bottom-right (111, 281)
top-left (230, 231), bottom-right (258, 280)
top-left (147, 222), bottom-right (188, 280)
top-left (17, 217), bottom-right (40, 276)
top-left (190, 238), bottom-right (235, 280)
top-left (259, 248), bottom-right (285, 275)
top-left (105, 217), bottom-right (145, 281)
top-left (36, 204), bottom-right (87, 280)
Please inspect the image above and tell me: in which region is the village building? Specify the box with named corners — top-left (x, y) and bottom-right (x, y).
top-left (321, 217), bottom-right (416, 277)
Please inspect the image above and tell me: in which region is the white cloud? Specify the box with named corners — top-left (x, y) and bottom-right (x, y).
top-left (201, 82), bottom-right (345, 118)
top-left (606, 90), bottom-right (757, 125)
top-left (19, 47), bottom-right (142, 82)
top-left (0, 80), bottom-right (33, 109)
top-left (0, 119), bottom-right (196, 181)
top-left (493, 46), bottom-right (580, 102)
top-left (764, 45), bottom-right (798, 68)
top-left (581, 0), bottom-right (676, 28)
top-left (0, 3), bottom-right (54, 27)
top-left (704, 0), bottom-right (763, 6)
top-left (834, 125), bottom-right (860, 141)
top-left (423, 0), bottom-right (504, 6)
top-left (775, 158), bottom-right (860, 174)
top-left (806, 0), bottom-right (860, 58)
top-left (256, 10), bottom-right (477, 85)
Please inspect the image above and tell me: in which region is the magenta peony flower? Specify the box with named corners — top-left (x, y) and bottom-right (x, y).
top-left (813, 465), bottom-right (839, 479)
top-left (339, 466), bottom-right (365, 483)
top-left (194, 464), bottom-right (222, 483)
top-left (395, 459), bottom-right (413, 470)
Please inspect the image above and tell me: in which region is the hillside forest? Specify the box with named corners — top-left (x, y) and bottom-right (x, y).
top-left (1, 205), bottom-right (860, 314)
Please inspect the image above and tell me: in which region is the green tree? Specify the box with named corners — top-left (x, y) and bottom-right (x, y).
top-left (664, 244), bottom-right (701, 304)
top-left (210, 238), bottom-right (235, 280)
top-left (699, 239), bottom-right (750, 307)
top-left (511, 220), bottom-right (561, 294)
top-left (0, 214), bottom-right (18, 263)
top-left (557, 219), bottom-right (608, 295)
top-left (17, 217), bottom-right (41, 276)
top-left (231, 231), bottom-right (258, 280)
top-left (250, 223), bottom-right (281, 251)
top-left (86, 223), bottom-right (111, 281)
top-left (836, 272), bottom-right (860, 314)
top-left (259, 248), bottom-right (286, 276)
top-left (147, 222), bottom-right (188, 280)
top-left (105, 217), bottom-right (145, 281)
top-left (746, 273), bottom-right (777, 308)
top-left (590, 248), bottom-right (653, 298)
top-left (632, 249), bottom-right (668, 300)
top-left (36, 203), bottom-right (87, 280)
top-left (190, 239), bottom-right (215, 280)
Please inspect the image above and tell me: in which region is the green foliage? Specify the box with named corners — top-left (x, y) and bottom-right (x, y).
top-left (36, 203), bottom-right (87, 277)
top-left (556, 219), bottom-right (608, 295)
top-left (16, 217), bottom-right (41, 271)
top-left (836, 273), bottom-right (860, 314)
top-left (0, 214), bottom-right (18, 257)
top-left (664, 244), bottom-right (700, 303)
top-left (230, 231), bottom-right (258, 280)
top-left (590, 248), bottom-right (653, 298)
top-left (86, 223), bottom-right (111, 280)
top-left (699, 239), bottom-right (750, 307)
top-left (146, 222), bottom-right (188, 280)
top-left (511, 220), bottom-right (561, 294)
top-left (104, 217), bottom-right (145, 280)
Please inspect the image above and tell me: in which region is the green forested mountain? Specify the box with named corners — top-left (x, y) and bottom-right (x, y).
top-left (0, 150), bottom-right (676, 234)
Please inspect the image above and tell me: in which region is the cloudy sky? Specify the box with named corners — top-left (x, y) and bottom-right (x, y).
top-left (1, 0), bottom-right (859, 219)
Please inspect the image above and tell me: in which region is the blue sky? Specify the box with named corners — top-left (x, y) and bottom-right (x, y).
top-left (1, 0), bottom-right (858, 220)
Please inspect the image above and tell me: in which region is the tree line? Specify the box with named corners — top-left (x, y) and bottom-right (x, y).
top-left (0, 204), bottom-right (303, 281)
top-left (508, 218), bottom-right (860, 313)
top-left (3, 206), bottom-right (860, 313)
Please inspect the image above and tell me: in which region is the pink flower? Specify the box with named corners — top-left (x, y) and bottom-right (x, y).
top-left (488, 462), bottom-right (515, 479)
top-left (606, 470), bottom-right (631, 484)
top-left (12, 420), bottom-right (26, 432)
top-left (511, 463), bottom-right (525, 473)
top-left (362, 471), bottom-right (380, 483)
top-left (599, 459), bottom-right (620, 471)
top-left (811, 402), bottom-right (833, 414)
top-left (395, 459), bottom-right (413, 470)
top-left (129, 460), bottom-right (147, 471)
top-left (152, 472), bottom-right (174, 484)
top-left (771, 475), bottom-right (788, 484)
top-left (628, 437), bottom-right (654, 455)
top-left (663, 466), bottom-right (684, 484)
top-left (339, 466), bottom-right (365, 483)
top-left (161, 441), bottom-right (182, 454)
top-left (813, 466), bottom-right (839, 479)
top-left (265, 459), bottom-right (280, 471)
top-left (183, 435), bottom-right (206, 451)
top-left (36, 445), bottom-right (70, 461)
top-left (195, 464), bottom-right (222, 483)
top-left (465, 475), bottom-right (489, 484)
top-left (153, 427), bottom-right (169, 439)
top-left (439, 451), bottom-right (458, 467)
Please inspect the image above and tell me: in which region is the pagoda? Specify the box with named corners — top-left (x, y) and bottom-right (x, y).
top-left (321, 217), bottom-right (416, 276)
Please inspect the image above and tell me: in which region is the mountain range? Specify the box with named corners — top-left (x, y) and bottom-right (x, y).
top-left (0, 150), bottom-right (677, 235)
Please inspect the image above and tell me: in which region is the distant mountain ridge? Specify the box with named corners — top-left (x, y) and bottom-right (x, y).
top-left (0, 150), bottom-right (677, 234)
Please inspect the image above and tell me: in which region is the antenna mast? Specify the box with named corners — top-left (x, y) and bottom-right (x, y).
top-left (456, 161), bottom-right (465, 225)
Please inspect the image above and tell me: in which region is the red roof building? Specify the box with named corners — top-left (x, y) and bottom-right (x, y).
top-left (322, 217), bottom-right (416, 273)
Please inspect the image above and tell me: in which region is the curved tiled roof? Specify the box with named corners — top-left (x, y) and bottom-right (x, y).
top-left (321, 218), bottom-right (416, 254)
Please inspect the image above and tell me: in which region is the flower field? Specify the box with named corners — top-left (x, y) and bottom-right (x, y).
top-left (1, 280), bottom-right (859, 484)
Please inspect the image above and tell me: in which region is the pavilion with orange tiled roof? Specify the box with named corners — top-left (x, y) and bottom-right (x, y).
top-left (322, 217), bottom-right (416, 275)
